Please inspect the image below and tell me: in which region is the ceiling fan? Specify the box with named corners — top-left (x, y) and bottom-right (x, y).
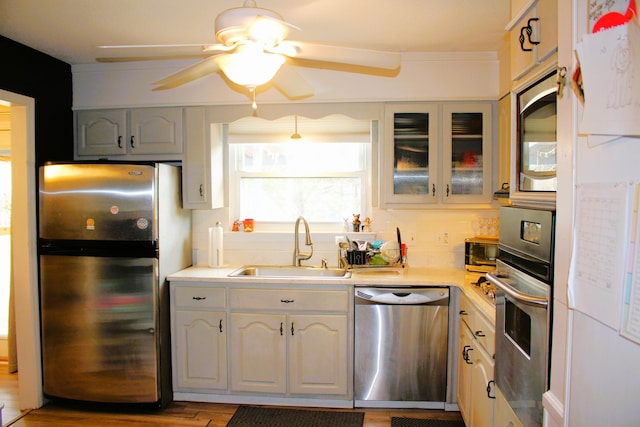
top-left (97, 0), bottom-right (401, 106)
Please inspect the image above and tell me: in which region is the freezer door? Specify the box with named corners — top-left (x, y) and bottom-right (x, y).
top-left (40, 255), bottom-right (161, 403)
top-left (39, 163), bottom-right (156, 241)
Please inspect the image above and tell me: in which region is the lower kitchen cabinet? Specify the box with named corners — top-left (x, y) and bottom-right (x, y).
top-left (171, 285), bottom-right (228, 392)
top-left (494, 387), bottom-right (525, 427)
top-left (457, 320), bottom-right (474, 421)
top-left (174, 310), bottom-right (227, 390)
top-left (456, 291), bottom-right (496, 427)
top-left (170, 281), bottom-right (351, 404)
top-left (229, 312), bottom-right (348, 396)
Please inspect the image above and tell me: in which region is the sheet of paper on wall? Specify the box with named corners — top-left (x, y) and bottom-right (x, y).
top-left (575, 21), bottom-right (640, 137)
top-left (621, 183), bottom-right (640, 345)
top-left (568, 181), bottom-right (632, 330)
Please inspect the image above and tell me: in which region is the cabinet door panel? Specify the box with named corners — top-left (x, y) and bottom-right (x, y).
top-left (457, 322), bottom-right (474, 424)
top-left (130, 108), bottom-right (183, 155)
top-left (175, 310), bottom-right (227, 390)
top-left (510, 8), bottom-right (538, 81)
top-left (288, 315), bottom-right (348, 395)
top-left (442, 103), bottom-right (493, 203)
top-left (230, 313), bottom-right (287, 393)
top-left (536, 0), bottom-right (558, 62)
top-left (471, 345), bottom-right (495, 427)
top-left (382, 103), bottom-right (439, 206)
top-left (76, 110), bottom-right (127, 156)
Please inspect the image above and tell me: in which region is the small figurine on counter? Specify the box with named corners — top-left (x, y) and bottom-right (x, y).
top-left (352, 213), bottom-right (361, 232)
top-left (362, 217), bottom-right (372, 232)
top-left (232, 219), bottom-right (240, 232)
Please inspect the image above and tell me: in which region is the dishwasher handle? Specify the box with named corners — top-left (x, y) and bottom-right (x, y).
top-left (355, 288), bottom-right (449, 305)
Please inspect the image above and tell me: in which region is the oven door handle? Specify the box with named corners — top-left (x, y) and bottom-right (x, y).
top-left (486, 272), bottom-right (548, 308)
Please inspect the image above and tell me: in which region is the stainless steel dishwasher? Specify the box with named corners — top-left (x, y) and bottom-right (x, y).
top-left (354, 286), bottom-right (449, 408)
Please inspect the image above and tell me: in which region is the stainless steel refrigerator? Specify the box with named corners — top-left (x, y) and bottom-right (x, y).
top-left (38, 162), bottom-right (191, 406)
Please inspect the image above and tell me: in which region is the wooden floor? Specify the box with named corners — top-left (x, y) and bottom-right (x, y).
top-left (0, 363), bottom-right (463, 426)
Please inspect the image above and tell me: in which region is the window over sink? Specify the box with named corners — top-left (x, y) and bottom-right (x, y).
top-left (227, 115), bottom-right (374, 223)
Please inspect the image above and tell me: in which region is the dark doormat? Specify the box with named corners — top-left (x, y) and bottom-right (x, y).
top-left (391, 417), bottom-right (466, 427)
top-left (226, 405), bottom-right (365, 427)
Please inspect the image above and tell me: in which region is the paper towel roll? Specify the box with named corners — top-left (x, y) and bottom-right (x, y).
top-left (208, 222), bottom-right (223, 267)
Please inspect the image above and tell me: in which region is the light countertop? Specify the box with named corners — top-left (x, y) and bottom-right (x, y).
top-left (168, 265), bottom-right (495, 319)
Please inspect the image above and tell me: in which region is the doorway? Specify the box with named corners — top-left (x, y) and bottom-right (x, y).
top-left (0, 104), bottom-right (9, 363)
top-left (0, 89), bottom-right (42, 413)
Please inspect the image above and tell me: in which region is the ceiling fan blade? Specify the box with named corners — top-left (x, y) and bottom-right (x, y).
top-left (97, 54), bottom-right (211, 63)
top-left (285, 42), bottom-right (401, 70)
top-left (271, 65), bottom-right (314, 99)
top-left (152, 56), bottom-right (221, 90)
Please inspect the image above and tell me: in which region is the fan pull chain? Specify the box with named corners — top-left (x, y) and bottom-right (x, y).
top-left (251, 87), bottom-right (257, 112)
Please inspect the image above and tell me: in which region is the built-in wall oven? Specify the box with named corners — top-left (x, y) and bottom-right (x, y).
top-left (486, 206), bottom-right (555, 427)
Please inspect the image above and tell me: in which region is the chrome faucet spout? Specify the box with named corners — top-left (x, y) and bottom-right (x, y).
top-left (293, 216), bottom-right (313, 266)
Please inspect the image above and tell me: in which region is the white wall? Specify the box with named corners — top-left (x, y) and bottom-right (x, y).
top-left (73, 51), bottom-right (502, 269)
top-left (72, 52), bottom-right (499, 109)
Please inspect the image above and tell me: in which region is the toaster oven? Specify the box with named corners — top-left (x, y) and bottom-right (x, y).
top-left (464, 237), bottom-right (498, 272)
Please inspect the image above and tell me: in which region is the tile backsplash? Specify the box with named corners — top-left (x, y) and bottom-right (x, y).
top-left (191, 207), bottom-right (499, 269)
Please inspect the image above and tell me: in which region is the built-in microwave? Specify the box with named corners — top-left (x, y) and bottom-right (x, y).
top-left (516, 71), bottom-right (558, 193)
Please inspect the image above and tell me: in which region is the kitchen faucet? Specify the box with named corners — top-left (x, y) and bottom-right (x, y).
top-left (293, 216), bottom-right (313, 266)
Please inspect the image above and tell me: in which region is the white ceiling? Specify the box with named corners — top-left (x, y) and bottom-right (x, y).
top-left (0, 0), bottom-right (511, 65)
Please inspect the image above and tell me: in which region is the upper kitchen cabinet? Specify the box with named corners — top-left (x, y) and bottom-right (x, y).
top-left (381, 102), bottom-right (494, 208)
top-left (507, 0), bottom-right (558, 82)
top-left (181, 108), bottom-right (224, 209)
top-left (75, 107), bottom-right (184, 160)
top-left (381, 103), bottom-right (439, 206)
top-left (442, 103), bottom-right (493, 204)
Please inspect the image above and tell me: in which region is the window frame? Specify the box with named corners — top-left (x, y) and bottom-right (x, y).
top-left (226, 120), bottom-right (376, 226)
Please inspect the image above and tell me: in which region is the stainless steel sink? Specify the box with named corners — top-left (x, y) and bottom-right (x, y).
top-left (228, 265), bottom-right (351, 279)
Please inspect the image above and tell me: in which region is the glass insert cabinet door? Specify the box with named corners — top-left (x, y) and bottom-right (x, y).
top-left (442, 103), bottom-right (493, 203)
top-left (383, 104), bottom-right (439, 205)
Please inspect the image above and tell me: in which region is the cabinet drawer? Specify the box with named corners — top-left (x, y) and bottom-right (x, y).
top-left (474, 310), bottom-right (495, 357)
top-left (459, 291), bottom-right (474, 329)
top-left (175, 286), bottom-right (226, 309)
top-left (230, 288), bottom-right (349, 312)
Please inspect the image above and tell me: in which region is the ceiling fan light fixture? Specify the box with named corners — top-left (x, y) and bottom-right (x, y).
top-left (214, 44), bottom-right (285, 87)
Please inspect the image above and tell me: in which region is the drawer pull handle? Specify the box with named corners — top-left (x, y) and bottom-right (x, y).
top-left (130, 135), bottom-right (136, 148)
top-left (117, 135), bottom-right (123, 148)
top-left (219, 319), bottom-right (223, 333)
top-left (280, 299), bottom-right (294, 303)
top-left (192, 296), bottom-right (207, 301)
top-left (475, 330), bottom-right (486, 337)
top-left (459, 310), bottom-right (468, 316)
